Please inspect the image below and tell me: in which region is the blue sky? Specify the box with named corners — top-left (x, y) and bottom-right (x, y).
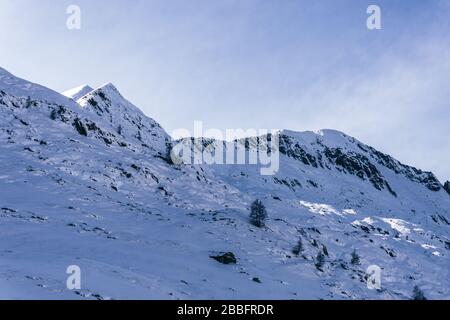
top-left (1, 0), bottom-right (449, 181)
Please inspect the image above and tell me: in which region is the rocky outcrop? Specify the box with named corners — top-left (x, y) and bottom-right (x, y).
top-left (444, 181), bottom-right (450, 195)
top-left (210, 252), bottom-right (237, 265)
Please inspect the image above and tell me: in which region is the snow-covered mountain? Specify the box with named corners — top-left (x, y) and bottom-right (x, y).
top-left (0, 67), bottom-right (449, 300)
top-left (62, 84), bottom-right (94, 101)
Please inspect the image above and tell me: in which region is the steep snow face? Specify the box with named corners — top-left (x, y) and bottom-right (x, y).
top-left (77, 83), bottom-right (170, 156)
top-left (0, 67), bottom-right (449, 300)
top-left (63, 85), bottom-right (94, 101)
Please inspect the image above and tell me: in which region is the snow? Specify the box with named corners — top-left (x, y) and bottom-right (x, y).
top-left (0, 67), bottom-right (449, 300)
top-left (62, 85), bottom-right (94, 101)
top-left (381, 218), bottom-right (411, 236)
top-left (300, 201), bottom-right (342, 216)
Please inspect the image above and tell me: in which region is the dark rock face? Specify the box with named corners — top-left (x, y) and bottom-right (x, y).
top-left (363, 144), bottom-right (441, 192)
top-left (324, 147), bottom-right (397, 197)
top-left (444, 181), bottom-right (450, 195)
top-left (277, 132), bottom-right (441, 195)
top-left (210, 252), bottom-right (237, 265)
top-left (431, 214), bottom-right (450, 225)
top-left (50, 106), bottom-right (70, 122)
top-left (277, 134), bottom-right (397, 196)
top-left (445, 241), bottom-right (450, 250)
top-left (279, 134), bottom-right (321, 168)
top-left (73, 118), bottom-right (88, 136)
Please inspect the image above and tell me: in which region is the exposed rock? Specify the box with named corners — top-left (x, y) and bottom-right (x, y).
top-left (252, 277), bottom-right (261, 283)
top-left (210, 252), bottom-right (237, 265)
top-left (73, 118), bottom-right (88, 136)
top-left (444, 181), bottom-right (450, 195)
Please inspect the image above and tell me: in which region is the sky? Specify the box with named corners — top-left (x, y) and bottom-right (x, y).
top-left (0, 0), bottom-right (449, 181)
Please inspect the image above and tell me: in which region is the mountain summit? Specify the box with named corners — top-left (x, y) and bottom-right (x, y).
top-left (62, 84), bottom-right (94, 101)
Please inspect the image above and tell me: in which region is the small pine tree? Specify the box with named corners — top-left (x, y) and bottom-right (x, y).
top-left (412, 285), bottom-right (427, 300)
top-left (250, 199), bottom-right (267, 228)
top-left (315, 252), bottom-right (325, 270)
top-left (351, 249), bottom-right (360, 265)
top-left (292, 238), bottom-right (304, 256)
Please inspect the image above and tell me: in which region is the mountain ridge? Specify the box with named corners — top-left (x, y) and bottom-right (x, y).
top-left (63, 84), bottom-right (94, 101)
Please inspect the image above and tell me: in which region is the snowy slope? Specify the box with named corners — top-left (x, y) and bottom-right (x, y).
top-left (0, 67), bottom-right (73, 107)
top-left (0, 67), bottom-right (449, 300)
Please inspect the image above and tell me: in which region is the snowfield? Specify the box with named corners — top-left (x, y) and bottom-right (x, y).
top-left (0, 67), bottom-right (449, 300)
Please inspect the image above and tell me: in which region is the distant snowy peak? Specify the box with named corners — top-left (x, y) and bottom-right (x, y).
top-left (62, 84), bottom-right (94, 101)
top-left (77, 82), bottom-right (170, 154)
top-left (0, 66), bottom-right (168, 156)
top-left (280, 129), bottom-right (352, 147)
top-left (77, 83), bottom-right (142, 115)
top-left (278, 129), bottom-right (444, 193)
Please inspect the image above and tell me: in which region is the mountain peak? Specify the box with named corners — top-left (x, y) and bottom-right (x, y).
top-left (90, 82), bottom-right (125, 101)
top-left (62, 83), bottom-right (120, 102)
top-left (279, 129), bottom-right (353, 147)
top-left (98, 82), bottom-right (117, 90)
top-left (62, 84), bottom-right (94, 101)
top-left (96, 82), bottom-right (120, 93)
